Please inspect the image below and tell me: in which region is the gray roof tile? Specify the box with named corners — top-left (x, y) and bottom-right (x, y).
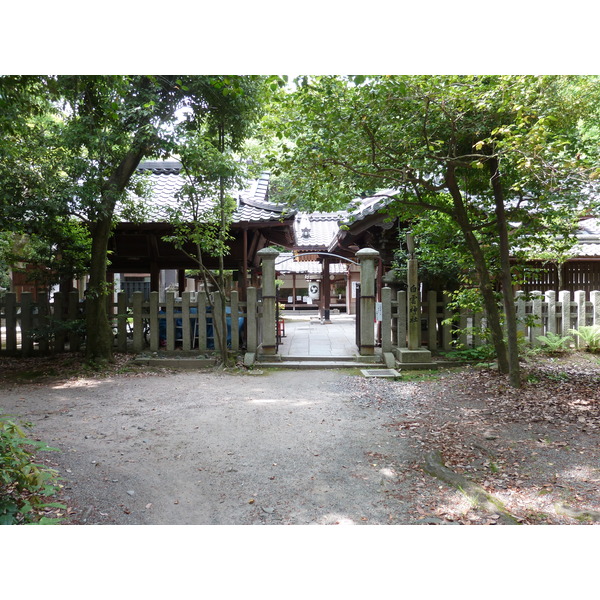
top-left (119, 160), bottom-right (294, 224)
top-left (275, 252), bottom-right (348, 274)
top-left (293, 211), bottom-right (344, 248)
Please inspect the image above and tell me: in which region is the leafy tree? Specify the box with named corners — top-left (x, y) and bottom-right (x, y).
top-left (271, 75), bottom-right (600, 387)
top-left (1, 75), bottom-right (270, 364)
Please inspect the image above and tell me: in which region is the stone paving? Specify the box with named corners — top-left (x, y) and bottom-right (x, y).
top-left (277, 312), bottom-right (359, 357)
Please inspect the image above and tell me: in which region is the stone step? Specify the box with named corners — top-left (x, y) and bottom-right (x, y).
top-left (278, 354), bottom-right (374, 362)
top-left (256, 360), bottom-right (385, 369)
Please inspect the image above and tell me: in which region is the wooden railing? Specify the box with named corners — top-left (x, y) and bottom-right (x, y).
top-left (384, 288), bottom-right (600, 352)
top-left (4, 287), bottom-right (600, 356)
top-left (0, 288), bottom-right (263, 357)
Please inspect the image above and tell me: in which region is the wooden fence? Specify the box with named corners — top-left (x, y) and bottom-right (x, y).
top-left (0, 289), bottom-right (264, 357)
top-left (385, 288), bottom-right (600, 352)
top-left (3, 288), bottom-right (600, 357)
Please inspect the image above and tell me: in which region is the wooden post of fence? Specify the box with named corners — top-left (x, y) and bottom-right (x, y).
top-left (132, 291), bottom-right (145, 353)
top-left (213, 292), bottom-right (224, 354)
top-left (559, 290), bottom-right (571, 340)
top-left (531, 291), bottom-right (543, 346)
top-left (442, 292), bottom-right (453, 351)
top-left (473, 311), bottom-right (483, 349)
top-left (37, 293), bottom-right (49, 354)
top-left (515, 291), bottom-right (527, 341)
top-left (53, 292), bottom-right (66, 353)
top-left (197, 291), bottom-right (207, 352)
top-left (381, 287), bottom-right (392, 353)
top-left (459, 310), bottom-right (468, 348)
top-left (68, 291), bottom-right (80, 352)
top-left (117, 291), bottom-right (128, 353)
top-left (591, 291), bottom-right (600, 326)
top-left (230, 290), bottom-right (239, 353)
top-left (427, 290), bottom-right (437, 351)
top-left (391, 298), bottom-right (398, 348)
top-left (21, 292), bottom-right (33, 356)
top-left (5, 292), bottom-right (17, 354)
top-left (575, 290), bottom-right (586, 348)
top-left (246, 287), bottom-right (257, 353)
top-left (149, 292), bottom-right (159, 352)
top-left (182, 291), bottom-right (192, 351)
top-left (545, 290), bottom-right (556, 335)
top-left (396, 291), bottom-right (407, 349)
top-left (165, 292), bottom-right (175, 351)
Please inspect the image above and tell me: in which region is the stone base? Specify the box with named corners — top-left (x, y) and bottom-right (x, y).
top-left (383, 352), bottom-right (396, 368)
top-left (395, 347), bottom-right (432, 364)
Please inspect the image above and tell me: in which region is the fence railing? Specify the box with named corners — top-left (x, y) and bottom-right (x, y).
top-left (385, 288), bottom-right (600, 352)
top-left (3, 287), bottom-right (600, 357)
top-left (0, 289), bottom-right (263, 357)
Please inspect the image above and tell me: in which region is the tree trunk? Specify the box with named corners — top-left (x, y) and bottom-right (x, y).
top-left (489, 157), bottom-right (521, 387)
top-left (85, 216), bottom-right (115, 362)
top-left (445, 166), bottom-right (510, 374)
top-left (85, 147), bottom-right (148, 363)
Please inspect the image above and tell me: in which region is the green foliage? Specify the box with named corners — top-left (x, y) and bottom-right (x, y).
top-left (264, 75), bottom-right (600, 387)
top-left (569, 325), bottom-right (600, 352)
top-left (536, 332), bottom-right (572, 354)
top-left (393, 218), bottom-right (467, 291)
top-left (442, 344), bottom-right (497, 364)
top-left (30, 317), bottom-right (86, 347)
top-left (0, 232), bottom-right (12, 292)
top-left (0, 414), bottom-right (64, 524)
top-left (1, 75), bottom-right (273, 363)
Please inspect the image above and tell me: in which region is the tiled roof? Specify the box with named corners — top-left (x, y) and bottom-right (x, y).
top-left (575, 217), bottom-right (600, 257)
top-left (118, 160), bottom-right (294, 224)
top-left (341, 190), bottom-right (398, 225)
top-left (274, 252), bottom-right (348, 274)
top-left (293, 211), bottom-right (345, 248)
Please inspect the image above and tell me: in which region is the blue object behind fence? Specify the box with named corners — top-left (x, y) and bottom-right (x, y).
top-left (159, 306), bottom-right (243, 348)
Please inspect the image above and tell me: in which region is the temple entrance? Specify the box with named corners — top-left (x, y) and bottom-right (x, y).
top-left (257, 248), bottom-right (382, 361)
top-left (274, 251), bottom-right (362, 358)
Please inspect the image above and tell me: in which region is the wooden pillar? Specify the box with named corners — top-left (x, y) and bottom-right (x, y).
top-left (381, 286), bottom-right (392, 353)
top-left (150, 263), bottom-right (160, 293)
top-left (178, 269), bottom-right (186, 296)
top-left (106, 270), bottom-right (115, 318)
top-left (245, 287), bottom-right (258, 356)
top-left (322, 258), bottom-right (331, 323)
top-left (241, 228), bottom-right (248, 302)
top-left (292, 273), bottom-right (296, 312)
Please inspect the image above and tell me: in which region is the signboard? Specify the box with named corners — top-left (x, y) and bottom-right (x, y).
top-left (375, 301), bottom-right (382, 322)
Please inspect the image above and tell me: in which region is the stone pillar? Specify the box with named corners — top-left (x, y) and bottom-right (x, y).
top-left (407, 252), bottom-right (420, 350)
top-left (356, 248), bottom-right (379, 355)
top-left (258, 247), bottom-right (279, 355)
top-left (396, 233), bottom-right (432, 367)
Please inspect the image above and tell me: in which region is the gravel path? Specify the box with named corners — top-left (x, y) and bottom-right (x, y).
top-left (2, 369), bottom-right (428, 525)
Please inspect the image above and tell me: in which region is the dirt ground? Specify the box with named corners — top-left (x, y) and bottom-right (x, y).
top-left (1, 352), bottom-right (600, 526)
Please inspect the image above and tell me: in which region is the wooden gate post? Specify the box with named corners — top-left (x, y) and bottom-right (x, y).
top-left (257, 247), bottom-right (279, 356)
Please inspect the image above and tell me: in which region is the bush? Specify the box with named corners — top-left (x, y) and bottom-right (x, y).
top-left (569, 326), bottom-right (600, 353)
top-left (536, 332), bottom-right (572, 354)
top-left (0, 414), bottom-right (64, 524)
top-left (441, 344), bottom-right (497, 364)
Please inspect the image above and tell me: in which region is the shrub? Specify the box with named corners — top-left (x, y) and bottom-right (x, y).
top-left (568, 325), bottom-right (600, 353)
top-left (0, 414), bottom-right (64, 524)
top-left (536, 332), bottom-right (572, 354)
